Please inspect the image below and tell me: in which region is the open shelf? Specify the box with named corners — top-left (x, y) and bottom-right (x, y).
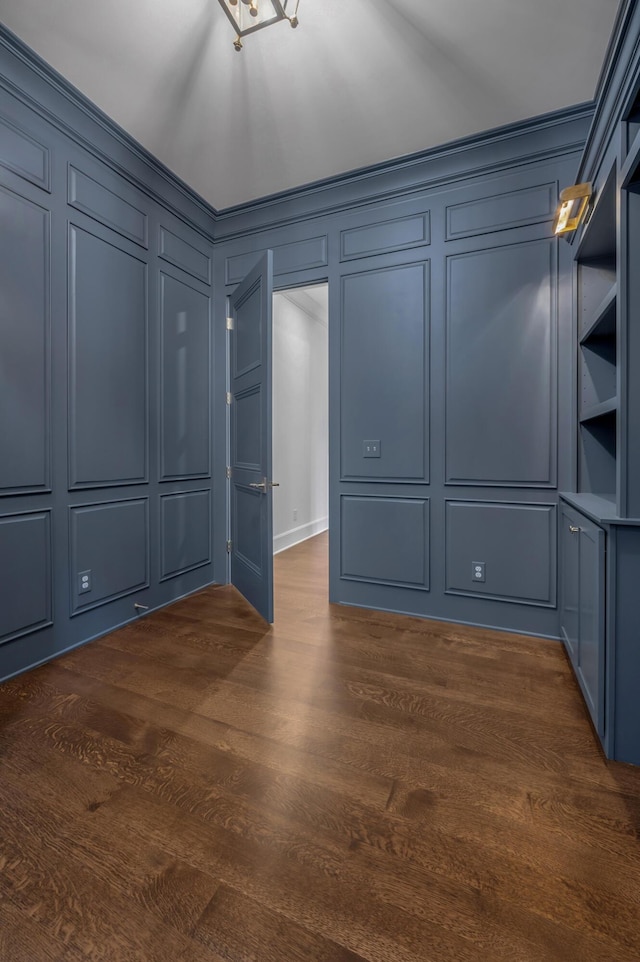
top-left (576, 166), bottom-right (617, 264)
top-left (624, 85), bottom-right (640, 162)
top-left (580, 282), bottom-right (617, 343)
top-left (580, 396), bottom-right (618, 423)
top-left (575, 161), bottom-right (618, 509)
top-left (580, 337), bottom-right (617, 409)
top-left (579, 413), bottom-right (617, 503)
top-left (621, 125), bottom-right (640, 187)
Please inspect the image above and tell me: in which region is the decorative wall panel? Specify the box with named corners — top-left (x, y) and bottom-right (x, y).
top-left (0, 113), bottom-right (50, 191)
top-left (0, 511), bottom-right (52, 644)
top-left (445, 500), bottom-right (556, 606)
top-left (341, 262), bottom-right (429, 481)
top-left (159, 225), bottom-right (211, 284)
top-left (446, 183), bottom-right (556, 240)
top-left (69, 224), bottom-right (147, 487)
top-left (68, 165), bottom-right (148, 247)
top-left (0, 185), bottom-right (50, 493)
top-left (160, 489), bottom-right (211, 580)
top-left (70, 498), bottom-right (149, 614)
top-left (445, 239), bottom-right (555, 485)
top-left (341, 496), bottom-right (429, 589)
top-left (160, 273), bottom-right (211, 479)
top-left (341, 212), bottom-right (429, 260)
top-left (225, 235), bottom-right (328, 285)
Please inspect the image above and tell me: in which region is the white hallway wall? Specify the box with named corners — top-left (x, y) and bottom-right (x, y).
top-left (272, 287), bottom-right (328, 554)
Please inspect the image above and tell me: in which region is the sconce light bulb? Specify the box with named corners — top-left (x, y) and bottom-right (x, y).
top-left (229, 0), bottom-right (238, 5)
top-left (250, 1), bottom-right (258, 15)
top-left (555, 201), bottom-right (573, 234)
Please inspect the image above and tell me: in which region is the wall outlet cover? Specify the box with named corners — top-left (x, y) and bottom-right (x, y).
top-left (363, 440), bottom-right (381, 458)
top-left (472, 562), bottom-right (485, 583)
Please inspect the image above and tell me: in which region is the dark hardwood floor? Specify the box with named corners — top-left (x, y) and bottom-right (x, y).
top-left (1, 530), bottom-right (640, 961)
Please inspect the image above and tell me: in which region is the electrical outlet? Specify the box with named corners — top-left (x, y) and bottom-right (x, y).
top-left (293, 508), bottom-right (298, 522)
top-left (78, 570), bottom-right (92, 594)
top-left (363, 440), bottom-right (381, 458)
top-left (472, 562), bottom-right (485, 583)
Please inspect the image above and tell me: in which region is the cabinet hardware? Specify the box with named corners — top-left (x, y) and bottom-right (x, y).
top-left (569, 525), bottom-right (580, 533)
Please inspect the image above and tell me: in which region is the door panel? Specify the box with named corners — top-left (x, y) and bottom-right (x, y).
top-left (229, 251), bottom-right (274, 622)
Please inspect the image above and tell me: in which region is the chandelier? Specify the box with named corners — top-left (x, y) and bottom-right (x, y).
top-left (217, 0), bottom-right (300, 51)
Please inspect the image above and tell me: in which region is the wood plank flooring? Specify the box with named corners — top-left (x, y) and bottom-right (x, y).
top-left (1, 531), bottom-right (640, 961)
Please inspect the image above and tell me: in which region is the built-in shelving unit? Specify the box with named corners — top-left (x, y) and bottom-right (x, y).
top-left (575, 166), bottom-right (617, 503)
top-left (560, 5), bottom-right (640, 769)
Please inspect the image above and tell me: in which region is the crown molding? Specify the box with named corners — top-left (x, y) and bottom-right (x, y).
top-left (0, 24), bottom-right (218, 239)
top-left (214, 102), bottom-right (592, 242)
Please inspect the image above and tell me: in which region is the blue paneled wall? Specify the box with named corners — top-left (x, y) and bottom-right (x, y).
top-left (0, 29), bottom-right (216, 681)
top-left (0, 23), bottom-right (594, 683)
top-left (213, 111), bottom-right (591, 639)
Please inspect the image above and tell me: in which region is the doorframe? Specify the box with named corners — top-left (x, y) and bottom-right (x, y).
top-left (224, 274), bottom-right (331, 590)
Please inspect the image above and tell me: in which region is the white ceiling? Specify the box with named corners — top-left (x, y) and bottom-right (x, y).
top-left (0, 0), bottom-right (621, 210)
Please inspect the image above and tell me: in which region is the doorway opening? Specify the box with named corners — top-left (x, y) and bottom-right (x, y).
top-left (272, 283), bottom-right (329, 597)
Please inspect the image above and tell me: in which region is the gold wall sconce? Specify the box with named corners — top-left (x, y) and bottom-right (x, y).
top-left (553, 182), bottom-right (593, 235)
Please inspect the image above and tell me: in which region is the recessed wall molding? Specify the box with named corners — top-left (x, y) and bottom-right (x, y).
top-left (69, 498), bottom-right (149, 615)
top-left (0, 111), bottom-right (50, 191)
top-left (340, 495), bottom-right (430, 590)
top-left (0, 184), bottom-right (51, 495)
top-left (445, 238), bottom-right (556, 487)
top-left (160, 489), bottom-right (211, 581)
top-left (0, 510), bottom-right (52, 644)
top-left (159, 225), bottom-right (212, 285)
top-left (445, 500), bottom-right (556, 607)
top-left (68, 163), bottom-right (148, 247)
top-left (340, 260), bottom-right (429, 483)
top-left (225, 234), bottom-right (328, 285)
top-left (0, 30), bottom-right (217, 237)
top-left (68, 222), bottom-right (148, 489)
top-left (445, 182), bottom-right (556, 240)
top-left (340, 211), bottom-right (430, 261)
top-left (159, 272), bottom-right (211, 481)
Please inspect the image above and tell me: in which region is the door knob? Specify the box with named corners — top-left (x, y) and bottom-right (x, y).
top-left (249, 478), bottom-right (280, 492)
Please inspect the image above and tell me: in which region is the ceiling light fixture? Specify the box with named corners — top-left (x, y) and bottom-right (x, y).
top-left (217, 0), bottom-right (300, 51)
top-left (553, 182), bottom-right (593, 235)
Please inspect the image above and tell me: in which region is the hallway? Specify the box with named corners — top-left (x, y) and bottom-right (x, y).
top-left (1, 533), bottom-right (640, 961)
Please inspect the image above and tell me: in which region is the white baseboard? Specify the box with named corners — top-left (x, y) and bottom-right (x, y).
top-left (273, 517), bottom-right (328, 555)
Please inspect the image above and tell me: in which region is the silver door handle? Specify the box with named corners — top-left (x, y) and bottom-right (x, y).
top-left (569, 525), bottom-right (580, 533)
top-left (249, 478), bottom-right (280, 492)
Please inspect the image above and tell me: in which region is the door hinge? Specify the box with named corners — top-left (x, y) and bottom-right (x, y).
top-left (226, 391), bottom-right (232, 405)
top-left (226, 316), bottom-right (234, 331)
top-left (225, 466), bottom-right (232, 479)
top-left (226, 539), bottom-right (232, 553)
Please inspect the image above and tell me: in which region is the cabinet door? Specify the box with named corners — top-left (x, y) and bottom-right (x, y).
top-left (577, 519), bottom-right (606, 737)
top-left (559, 505), bottom-right (580, 664)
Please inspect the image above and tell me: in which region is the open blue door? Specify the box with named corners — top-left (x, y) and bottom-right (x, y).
top-left (228, 251), bottom-right (275, 622)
